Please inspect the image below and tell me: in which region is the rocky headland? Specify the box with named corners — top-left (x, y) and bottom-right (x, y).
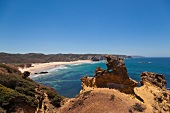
top-left (58, 55), bottom-right (170, 113)
top-left (0, 55), bottom-right (169, 113)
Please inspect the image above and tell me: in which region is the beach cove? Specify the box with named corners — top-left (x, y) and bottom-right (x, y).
top-left (18, 60), bottom-right (92, 75)
top-left (30, 58), bottom-right (170, 98)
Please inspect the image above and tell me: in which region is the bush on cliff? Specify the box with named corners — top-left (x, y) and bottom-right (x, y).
top-left (0, 64), bottom-right (21, 74)
top-left (40, 85), bottom-right (64, 107)
top-left (0, 64), bottom-right (63, 111)
top-left (0, 72), bottom-right (37, 96)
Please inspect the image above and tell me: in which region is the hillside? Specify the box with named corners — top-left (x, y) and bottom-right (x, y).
top-left (0, 52), bottom-right (131, 64)
top-left (0, 64), bottom-right (63, 113)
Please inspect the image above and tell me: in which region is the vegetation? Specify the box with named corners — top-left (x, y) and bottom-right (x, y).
top-left (129, 103), bottom-right (146, 112)
top-left (22, 71), bottom-right (30, 79)
top-left (0, 52), bottom-right (131, 64)
top-left (110, 94), bottom-right (115, 101)
top-left (41, 86), bottom-right (64, 107)
top-left (0, 64), bottom-right (21, 74)
top-left (0, 64), bottom-right (63, 112)
top-left (83, 90), bottom-right (92, 96)
top-left (72, 100), bottom-right (84, 109)
top-left (0, 84), bottom-right (38, 111)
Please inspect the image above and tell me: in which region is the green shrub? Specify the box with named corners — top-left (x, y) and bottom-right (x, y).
top-left (24, 95), bottom-right (38, 108)
top-left (0, 84), bottom-right (38, 109)
top-left (0, 84), bottom-right (20, 106)
top-left (22, 71), bottom-right (30, 79)
top-left (0, 64), bottom-right (39, 110)
top-left (15, 86), bottom-right (35, 97)
top-left (0, 73), bottom-right (19, 89)
top-left (0, 72), bottom-right (37, 97)
top-left (43, 87), bottom-right (64, 107)
top-left (0, 64), bottom-right (63, 111)
top-left (0, 64), bottom-right (21, 74)
top-left (51, 96), bottom-right (63, 107)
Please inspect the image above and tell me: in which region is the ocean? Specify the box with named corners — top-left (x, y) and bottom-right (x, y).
top-left (32, 58), bottom-right (170, 98)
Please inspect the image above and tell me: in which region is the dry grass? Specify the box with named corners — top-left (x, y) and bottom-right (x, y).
top-left (57, 88), bottom-right (144, 113)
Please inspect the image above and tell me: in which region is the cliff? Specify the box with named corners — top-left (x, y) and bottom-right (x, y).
top-left (57, 55), bottom-right (170, 113)
top-left (134, 72), bottom-right (170, 112)
top-left (0, 64), bottom-right (63, 113)
top-left (1, 55), bottom-right (170, 113)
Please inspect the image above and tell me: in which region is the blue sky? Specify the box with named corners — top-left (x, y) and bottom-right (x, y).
top-left (0, 0), bottom-right (170, 57)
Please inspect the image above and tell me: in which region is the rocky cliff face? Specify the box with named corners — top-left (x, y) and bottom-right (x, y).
top-left (78, 55), bottom-right (170, 113)
top-left (81, 55), bottom-right (138, 94)
top-left (134, 72), bottom-right (170, 113)
top-left (58, 70), bottom-right (170, 113)
top-left (140, 72), bottom-right (167, 89)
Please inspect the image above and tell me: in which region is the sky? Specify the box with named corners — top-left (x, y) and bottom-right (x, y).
top-left (0, 0), bottom-right (170, 57)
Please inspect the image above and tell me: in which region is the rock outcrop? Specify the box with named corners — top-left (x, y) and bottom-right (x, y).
top-left (59, 55), bottom-right (170, 113)
top-left (59, 70), bottom-right (170, 113)
top-left (81, 55), bottom-right (138, 94)
top-left (140, 72), bottom-right (167, 89)
top-left (134, 72), bottom-right (170, 113)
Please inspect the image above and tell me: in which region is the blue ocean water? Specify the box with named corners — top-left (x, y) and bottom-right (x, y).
top-left (32, 58), bottom-right (170, 98)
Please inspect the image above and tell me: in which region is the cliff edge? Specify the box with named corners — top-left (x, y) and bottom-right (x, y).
top-left (1, 55), bottom-right (170, 113)
top-left (58, 55), bottom-right (170, 113)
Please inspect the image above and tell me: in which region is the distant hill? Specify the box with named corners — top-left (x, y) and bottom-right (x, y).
top-left (0, 52), bottom-right (131, 64)
top-left (130, 55), bottom-right (145, 58)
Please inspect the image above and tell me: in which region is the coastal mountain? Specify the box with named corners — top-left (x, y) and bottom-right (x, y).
top-left (0, 52), bottom-right (131, 64)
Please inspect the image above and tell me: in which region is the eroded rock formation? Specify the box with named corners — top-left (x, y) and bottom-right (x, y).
top-left (81, 55), bottom-right (138, 94)
top-left (135, 72), bottom-right (170, 113)
top-left (140, 72), bottom-right (166, 89)
top-left (80, 56), bottom-right (170, 112)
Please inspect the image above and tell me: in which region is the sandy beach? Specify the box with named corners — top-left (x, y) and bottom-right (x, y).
top-left (18, 60), bottom-right (92, 74)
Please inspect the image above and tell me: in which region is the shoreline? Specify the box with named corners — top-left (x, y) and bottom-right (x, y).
top-left (18, 60), bottom-right (92, 75)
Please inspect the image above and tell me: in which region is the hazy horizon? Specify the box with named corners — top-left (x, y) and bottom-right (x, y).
top-left (0, 0), bottom-right (170, 57)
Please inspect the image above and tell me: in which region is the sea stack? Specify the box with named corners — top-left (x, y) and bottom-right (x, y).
top-left (81, 55), bottom-right (138, 94)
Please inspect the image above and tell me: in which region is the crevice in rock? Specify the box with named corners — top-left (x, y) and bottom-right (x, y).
top-left (134, 94), bottom-right (144, 103)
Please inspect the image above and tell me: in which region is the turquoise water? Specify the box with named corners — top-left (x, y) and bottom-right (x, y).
top-left (32, 58), bottom-right (170, 97)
